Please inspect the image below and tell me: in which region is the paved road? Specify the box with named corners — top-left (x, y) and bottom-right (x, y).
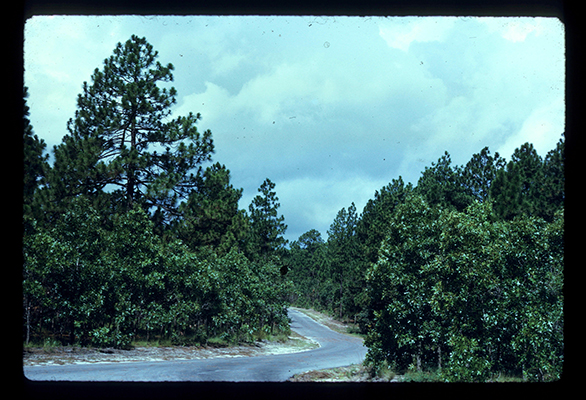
top-left (23, 308), bottom-right (367, 382)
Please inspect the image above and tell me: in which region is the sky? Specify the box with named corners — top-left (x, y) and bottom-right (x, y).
top-left (23, 15), bottom-right (565, 243)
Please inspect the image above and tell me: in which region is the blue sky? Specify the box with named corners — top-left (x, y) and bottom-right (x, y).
top-left (24, 15), bottom-right (565, 242)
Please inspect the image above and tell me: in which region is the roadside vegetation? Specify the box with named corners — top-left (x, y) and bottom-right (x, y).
top-left (23, 34), bottom-right (563, 382)
top-left (23, 36), bottom-right (291, 351)
top-left (289, 308), bottom-right (525, 383)
top-left (287, 140), bottom-right (564, 382)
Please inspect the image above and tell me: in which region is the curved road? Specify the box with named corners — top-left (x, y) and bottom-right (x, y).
top-left (23, 308), bottom-right (367, 382)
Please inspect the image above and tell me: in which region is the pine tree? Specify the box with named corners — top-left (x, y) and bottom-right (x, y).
top-left (415, 151), bottom-right (473, 212)
top-left (461, 146), bottom-right (506, 203)
top-left (327, 203), bottom-right (360, 320)
top-left (177, 162), bottom-right (247, 255)
top-left (356, 177), bottom-right (413, 265)
top-left (247, 178), bottom-right (287, 262)
top-left (510, 142), bottom-right (545, 217)
top-left (541, 135), bottom-right (564, 222)
top-left (490, 162), bottom-right (524, 220)
top-left (490, 142), bottom-right (548, 221)
top-left (48, 35), bottom-right (214, 223)
top-left (287, 229), bottom-right (327, 308)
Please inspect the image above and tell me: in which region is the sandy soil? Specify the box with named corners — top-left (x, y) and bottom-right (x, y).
top-left (23, 335), bottom-right (319, 367)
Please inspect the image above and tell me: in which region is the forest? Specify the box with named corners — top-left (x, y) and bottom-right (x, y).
top-left (23, 35), bottom-right (563, 382)
top-left (23, 36), bottom-right (291, 349)
top-left (286, 138), bottom-right (564, 382)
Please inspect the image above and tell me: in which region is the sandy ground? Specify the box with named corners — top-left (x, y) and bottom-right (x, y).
top-left (23, 335), bottom-right (319, 367)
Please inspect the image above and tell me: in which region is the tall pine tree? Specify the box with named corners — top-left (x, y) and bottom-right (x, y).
top-left (48, 35), bottom-right (214, 223)
top-left (461, 146), bottom-right (506, 203)
top-left (415, 151), bottom-right (473, 212)
top-left (247, 178), bottom-right (287, 262)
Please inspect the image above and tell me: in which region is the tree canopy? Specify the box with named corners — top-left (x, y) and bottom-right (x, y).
top-left (23, 36), bottom-right (290, 349)
top-left (22, 34), bottom-right (564, 382)
top-left (286, 135), bottom-right (564, 382)
top-left (46, 35), bottom-right (214, 224)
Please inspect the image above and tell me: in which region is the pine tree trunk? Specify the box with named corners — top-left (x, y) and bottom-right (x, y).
top-left (437, 344), bottom-right (442, 371)
top-left (126, 119), bottom-right (137, 210)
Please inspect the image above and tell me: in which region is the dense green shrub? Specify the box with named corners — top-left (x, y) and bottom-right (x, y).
top-left (23, 198), bottom-right (291, 348)
top-left (364, 197), bottom-right (563, 382)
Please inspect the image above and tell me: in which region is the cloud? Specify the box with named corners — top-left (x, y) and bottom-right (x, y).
top-left (496, 97), bottom-right (565, 159)
top-left (479, 17), bottom-right (555, 43)
top-left (275, 174), bottom-right (390, 241)
top-left (379, 17), bottom-right (457, 52)
top-left (24, 16), bottom-right (565, 244)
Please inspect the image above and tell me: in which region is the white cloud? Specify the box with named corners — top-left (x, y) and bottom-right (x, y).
top-left (379, 17), bottom-right (457, 52)
top-left (479, 17), bottom-right (554, 43)
top-left (497, 96), bottom-right (565, 159)
top-left (176, 82), bottom-right (233, 124)
top-left (276, 173), bottom-right (389, 241)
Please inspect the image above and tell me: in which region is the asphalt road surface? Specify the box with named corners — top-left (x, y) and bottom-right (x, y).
top-left (23, 308), bottom-right (367, 382)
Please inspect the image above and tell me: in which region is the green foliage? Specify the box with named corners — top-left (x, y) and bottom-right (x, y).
top-left (356, 177), bottom-right (413, 265)
top-left (287, 229), bottom-right (328, 309)
top-left (23, 199), bottom-right (291, 348)
top-left (286, 136), bottom-right (563, 382)
top-left (176, 162), bottom-right (247, 255)
top-left (22, 87), bottom-right (50, 235)
top-left (364, 196), bottom-right (563, 382)
top-left (326, 203), bottom-right (361, 320)
top-left (461, 146), bottom-right (506, 203)
top-left (414, 151), bottom-right (474, 212)
top-left (247, 178), bottom-right (288, 262)
top-left (46, 35), bottom-right (214, 224)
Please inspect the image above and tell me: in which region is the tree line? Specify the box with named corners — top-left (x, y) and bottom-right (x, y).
top-left (23, 34), bottom-right (564, 381)
top-left (286, 138), bottom-right (564, 382)
top-left (23, 36), bottom-right (290, 348)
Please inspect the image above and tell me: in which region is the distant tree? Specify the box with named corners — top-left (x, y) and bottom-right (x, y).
top-left (415, 151), bottom-right (473, 212)
top-left (47, 35), bottom-right (214, 223)
top-left (327, 203), bottom-right (360, 320)
top-left (287, 229), bottom-right (328, 308)
top-left (461, 146), bottom-right (506, 203)
top-left (247, 178), bottom-right (287, 262)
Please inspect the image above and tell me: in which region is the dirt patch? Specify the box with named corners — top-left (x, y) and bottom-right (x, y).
top-left (23, 335), bottom-right (319, 367)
